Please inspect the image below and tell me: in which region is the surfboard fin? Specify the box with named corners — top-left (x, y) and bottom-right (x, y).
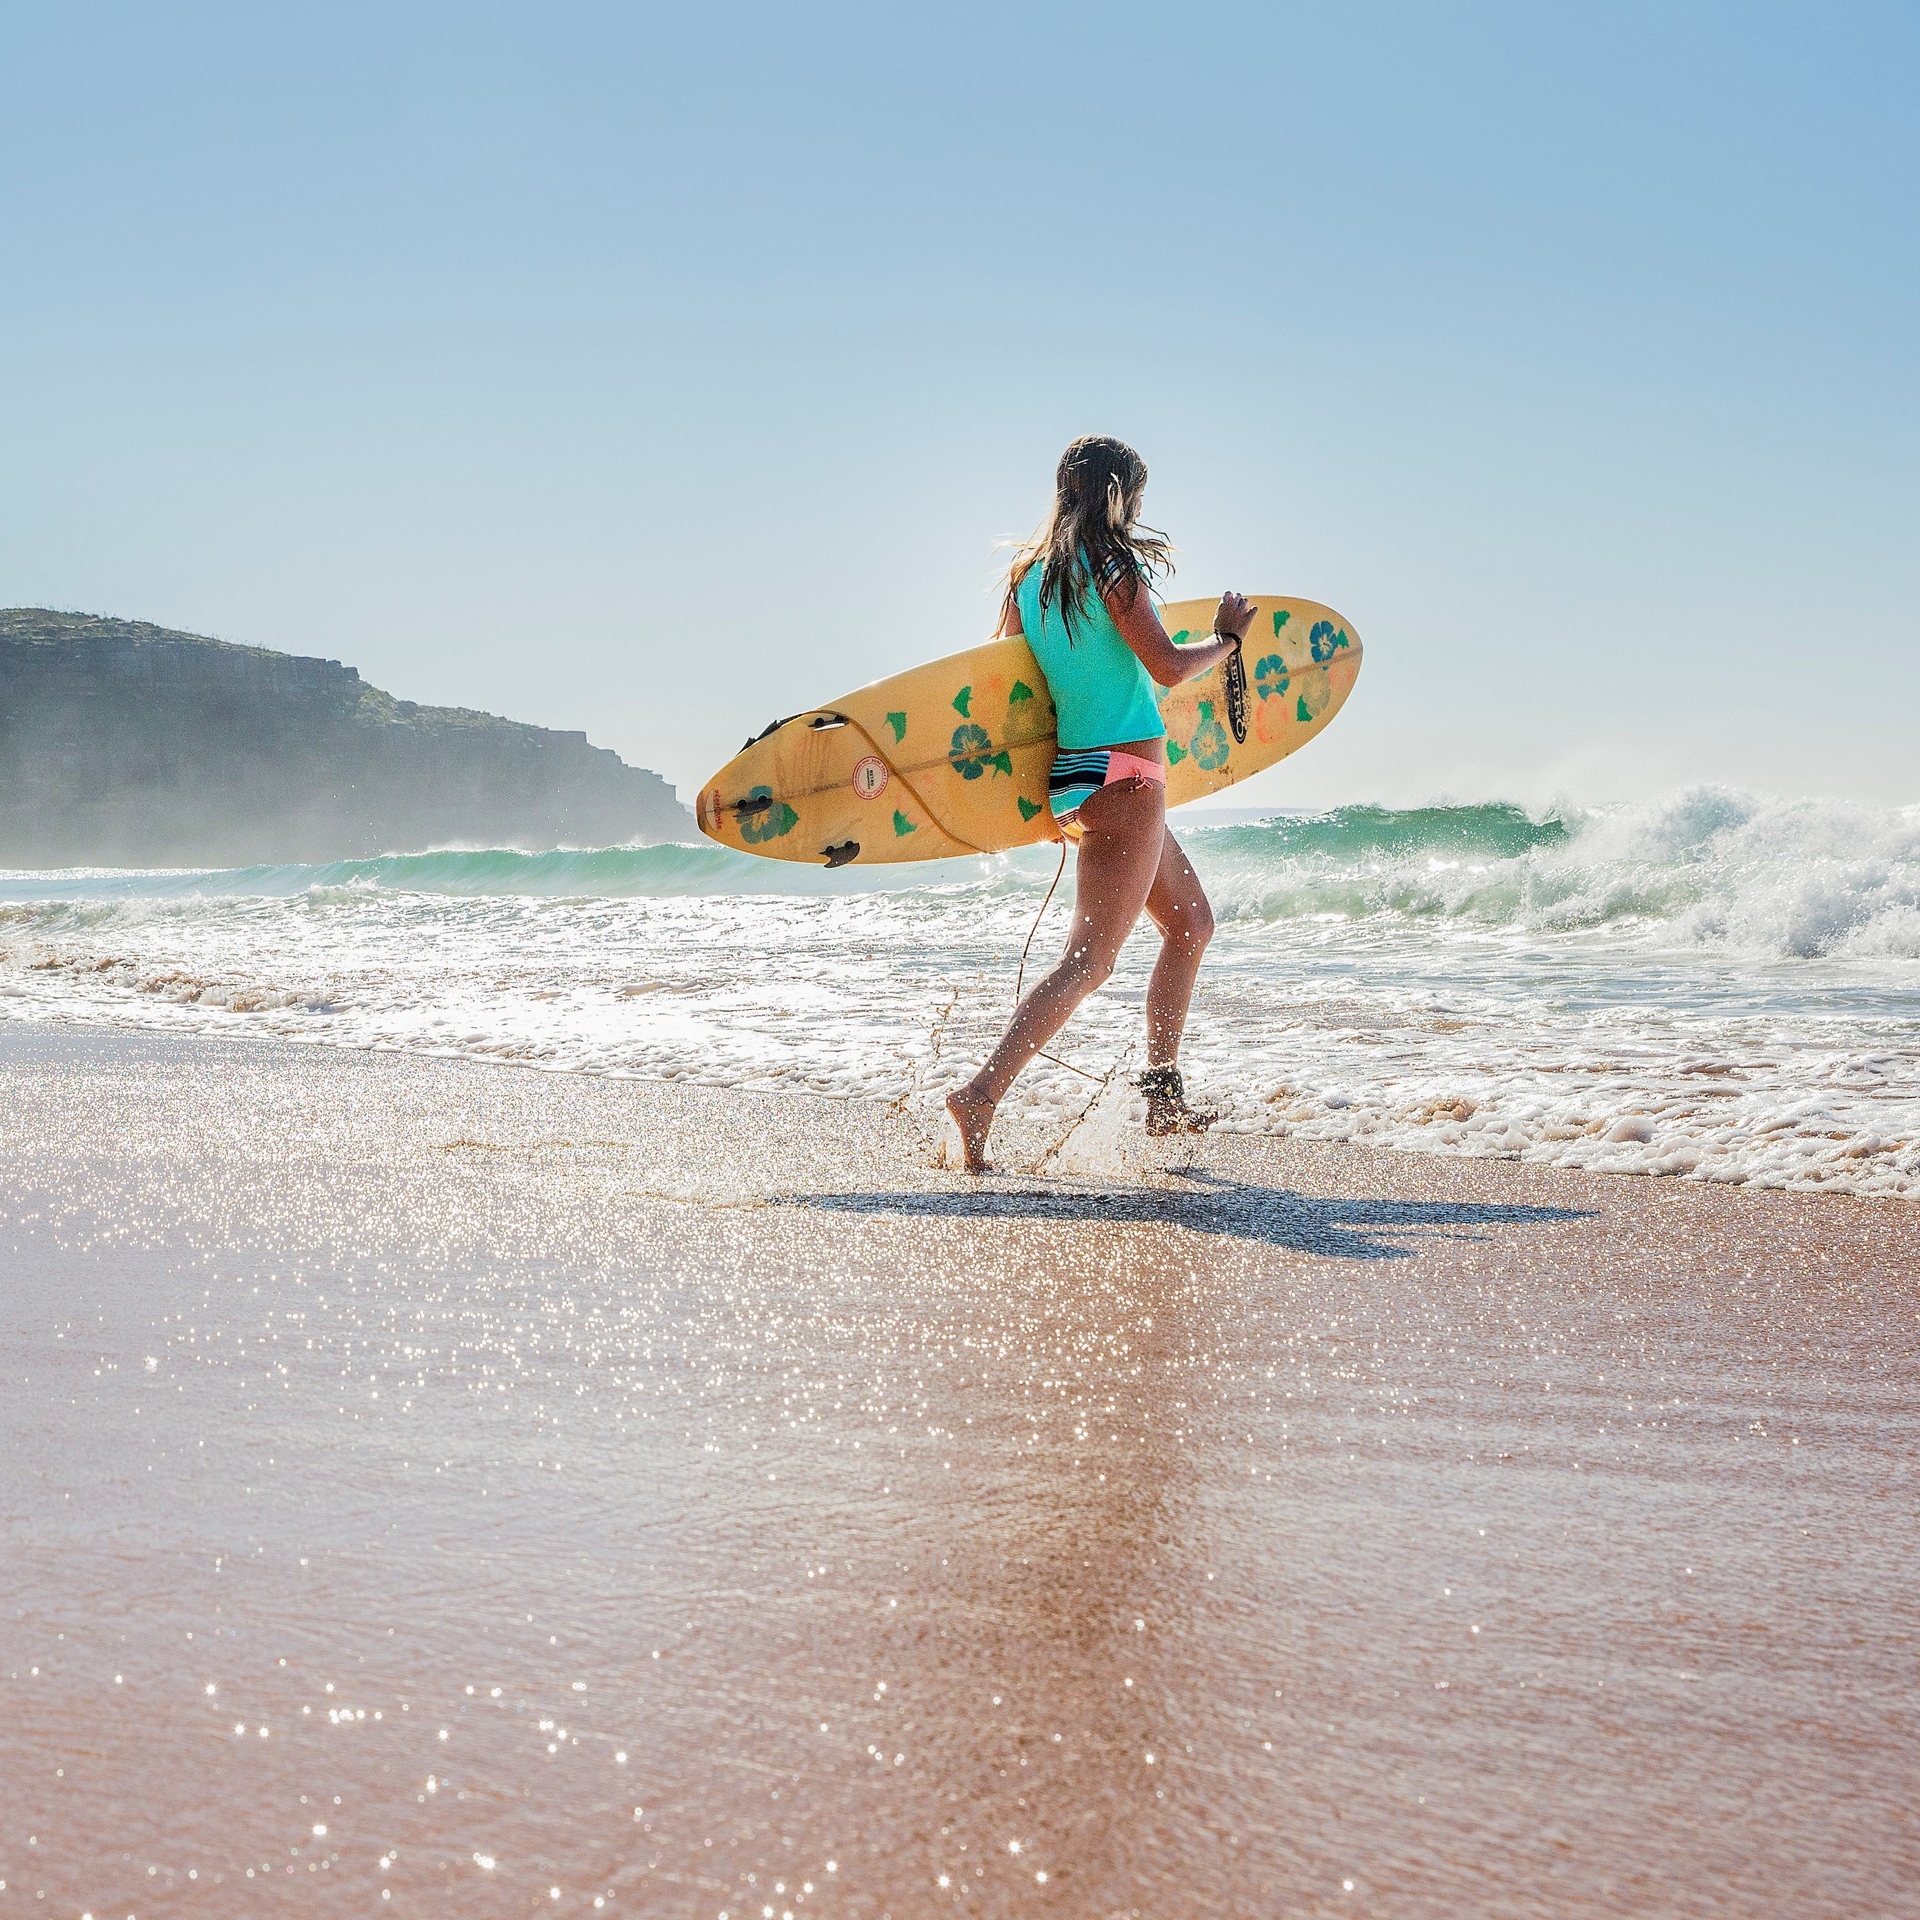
top-left (742, 709), bottom-right (851, 750)
top-left (822, 840), bottom-right (860, 868)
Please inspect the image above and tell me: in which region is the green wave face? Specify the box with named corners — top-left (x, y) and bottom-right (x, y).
top-left (4, 797), bottom-right (1905, 954)
top-left (0, 792), bottom-right (1915, 989)
top-left (0, 810), bottom-right (1569, 907)
top-left (1184, 803), bottom-right (1675, 930)
top-left (0, 806), bottom-right (1590, 914)
top-left (1200, 802), bottom-right (1571, 863)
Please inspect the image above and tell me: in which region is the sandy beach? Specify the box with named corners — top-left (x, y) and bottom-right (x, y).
top-left (3, 1027), bottom-right (1917, 1918)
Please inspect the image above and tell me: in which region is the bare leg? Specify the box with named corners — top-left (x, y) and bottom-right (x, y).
top-left (946, 779), bottom-right (1165, 1171)
top-left (1141, 827), bottom-right (1215, 1068)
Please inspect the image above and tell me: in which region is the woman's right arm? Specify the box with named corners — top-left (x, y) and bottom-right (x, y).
top-left (1105, 578), bottom-right (1256, 687)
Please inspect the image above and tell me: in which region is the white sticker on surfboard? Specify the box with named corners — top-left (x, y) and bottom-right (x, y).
top-left (852, 756), bottom-right (890, 800)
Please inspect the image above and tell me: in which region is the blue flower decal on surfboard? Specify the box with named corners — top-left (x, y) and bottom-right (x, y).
top-left (1190, 702), bottom-right (1231, 771)
top-left (949, 723), bottom-right (1011, 780)
top-left (1253, 654), bottom-right (1290, 701)
top-left (1309, 620), bottom-right (1351, 663)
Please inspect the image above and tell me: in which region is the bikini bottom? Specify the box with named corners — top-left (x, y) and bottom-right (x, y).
top-left (1047, 747), bottom-right (1166, 834)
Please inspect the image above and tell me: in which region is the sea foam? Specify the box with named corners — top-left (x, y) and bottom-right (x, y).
top-left (2, 789), bottom-right (1915, 1197)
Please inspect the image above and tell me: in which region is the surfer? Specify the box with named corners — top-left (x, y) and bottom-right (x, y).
top-left (947, 435), bottom-right (1255, 1173)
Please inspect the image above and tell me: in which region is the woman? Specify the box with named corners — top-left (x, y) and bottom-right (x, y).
top-left (946, 435), bottom-right (1255, 1173)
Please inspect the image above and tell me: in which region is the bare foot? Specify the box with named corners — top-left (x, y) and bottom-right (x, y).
top-left (944, 1086), bottom-right (996, 1174)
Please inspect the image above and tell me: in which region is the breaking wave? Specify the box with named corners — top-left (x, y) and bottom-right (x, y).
top-left (4, 790), bottom-right (1917, 960)
top-left (2, 788), bottom-right (1915, 1200)
top-left (1190, 791), bottom-right (1920, 959)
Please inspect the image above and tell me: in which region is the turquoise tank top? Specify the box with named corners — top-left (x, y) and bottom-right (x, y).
top-left (1015, 559), bottom-right (1166, 751)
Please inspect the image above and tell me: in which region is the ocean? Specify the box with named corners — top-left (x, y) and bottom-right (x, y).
top-left (3, 788), bottom-right (1916, 1199)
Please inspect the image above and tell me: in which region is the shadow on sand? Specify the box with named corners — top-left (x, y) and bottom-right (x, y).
top-left (788, 1168), bottom-right (1596, 1262)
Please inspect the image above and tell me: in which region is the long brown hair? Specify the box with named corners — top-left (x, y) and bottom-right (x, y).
top-left (1005, 435), bottom-right (1173, 641)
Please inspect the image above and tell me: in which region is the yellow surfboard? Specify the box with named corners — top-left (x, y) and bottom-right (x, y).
top-left (696, 595), bottom-right (1362, 866)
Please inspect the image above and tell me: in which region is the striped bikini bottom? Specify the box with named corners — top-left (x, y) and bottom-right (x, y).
top-left (1047, 747), bottom-right (1166, 829)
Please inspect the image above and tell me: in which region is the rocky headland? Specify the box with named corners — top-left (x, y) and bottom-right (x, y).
top-left (0, 609), bottom-right (692, 866)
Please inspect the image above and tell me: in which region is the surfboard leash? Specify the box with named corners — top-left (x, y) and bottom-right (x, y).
top-left (1013, 840), bottom-right (1112, 1087)
top-left (1014, 838), bottom-right (1067, 1003)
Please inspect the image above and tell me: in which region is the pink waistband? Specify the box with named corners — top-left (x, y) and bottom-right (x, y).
top-left (1106, 749), bottom-right (1166, 787)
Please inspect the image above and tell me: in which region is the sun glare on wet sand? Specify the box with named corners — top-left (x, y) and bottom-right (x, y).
top-left (3, 1030), bottom-right (1917, 1916)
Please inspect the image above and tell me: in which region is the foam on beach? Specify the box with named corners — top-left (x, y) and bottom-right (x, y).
top-left (1, 787), bottom-right (1915, 1197)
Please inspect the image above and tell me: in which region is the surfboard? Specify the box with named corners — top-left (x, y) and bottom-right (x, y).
top-left (695, 595), bottom-right (1362, 866)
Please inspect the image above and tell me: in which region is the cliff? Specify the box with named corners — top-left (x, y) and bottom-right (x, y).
top-left (0, 609), bottom-right (693, 866)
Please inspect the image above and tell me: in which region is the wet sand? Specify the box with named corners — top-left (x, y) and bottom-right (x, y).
top-left (2, 1028), bottom-right (1917, 1918)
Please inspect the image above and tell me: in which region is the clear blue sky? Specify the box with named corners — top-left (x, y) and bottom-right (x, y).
top-left (4, 2), bottom-right (1914, 811)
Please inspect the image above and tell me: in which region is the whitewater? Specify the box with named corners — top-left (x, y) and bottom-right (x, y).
top-left (2, 788), bottom-right (1916, 1198)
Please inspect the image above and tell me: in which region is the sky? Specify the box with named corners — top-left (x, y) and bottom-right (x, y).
top-left (3, 1), bottom-right (1915, 813)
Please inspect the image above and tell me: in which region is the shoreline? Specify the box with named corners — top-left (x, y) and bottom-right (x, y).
top-left (3, 1002), bottom-right (1916, 1209)
top-left (4, 784), bottom-right (1918, 1204)
top-left (4, 1026), bottom-right (1917, 1916)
